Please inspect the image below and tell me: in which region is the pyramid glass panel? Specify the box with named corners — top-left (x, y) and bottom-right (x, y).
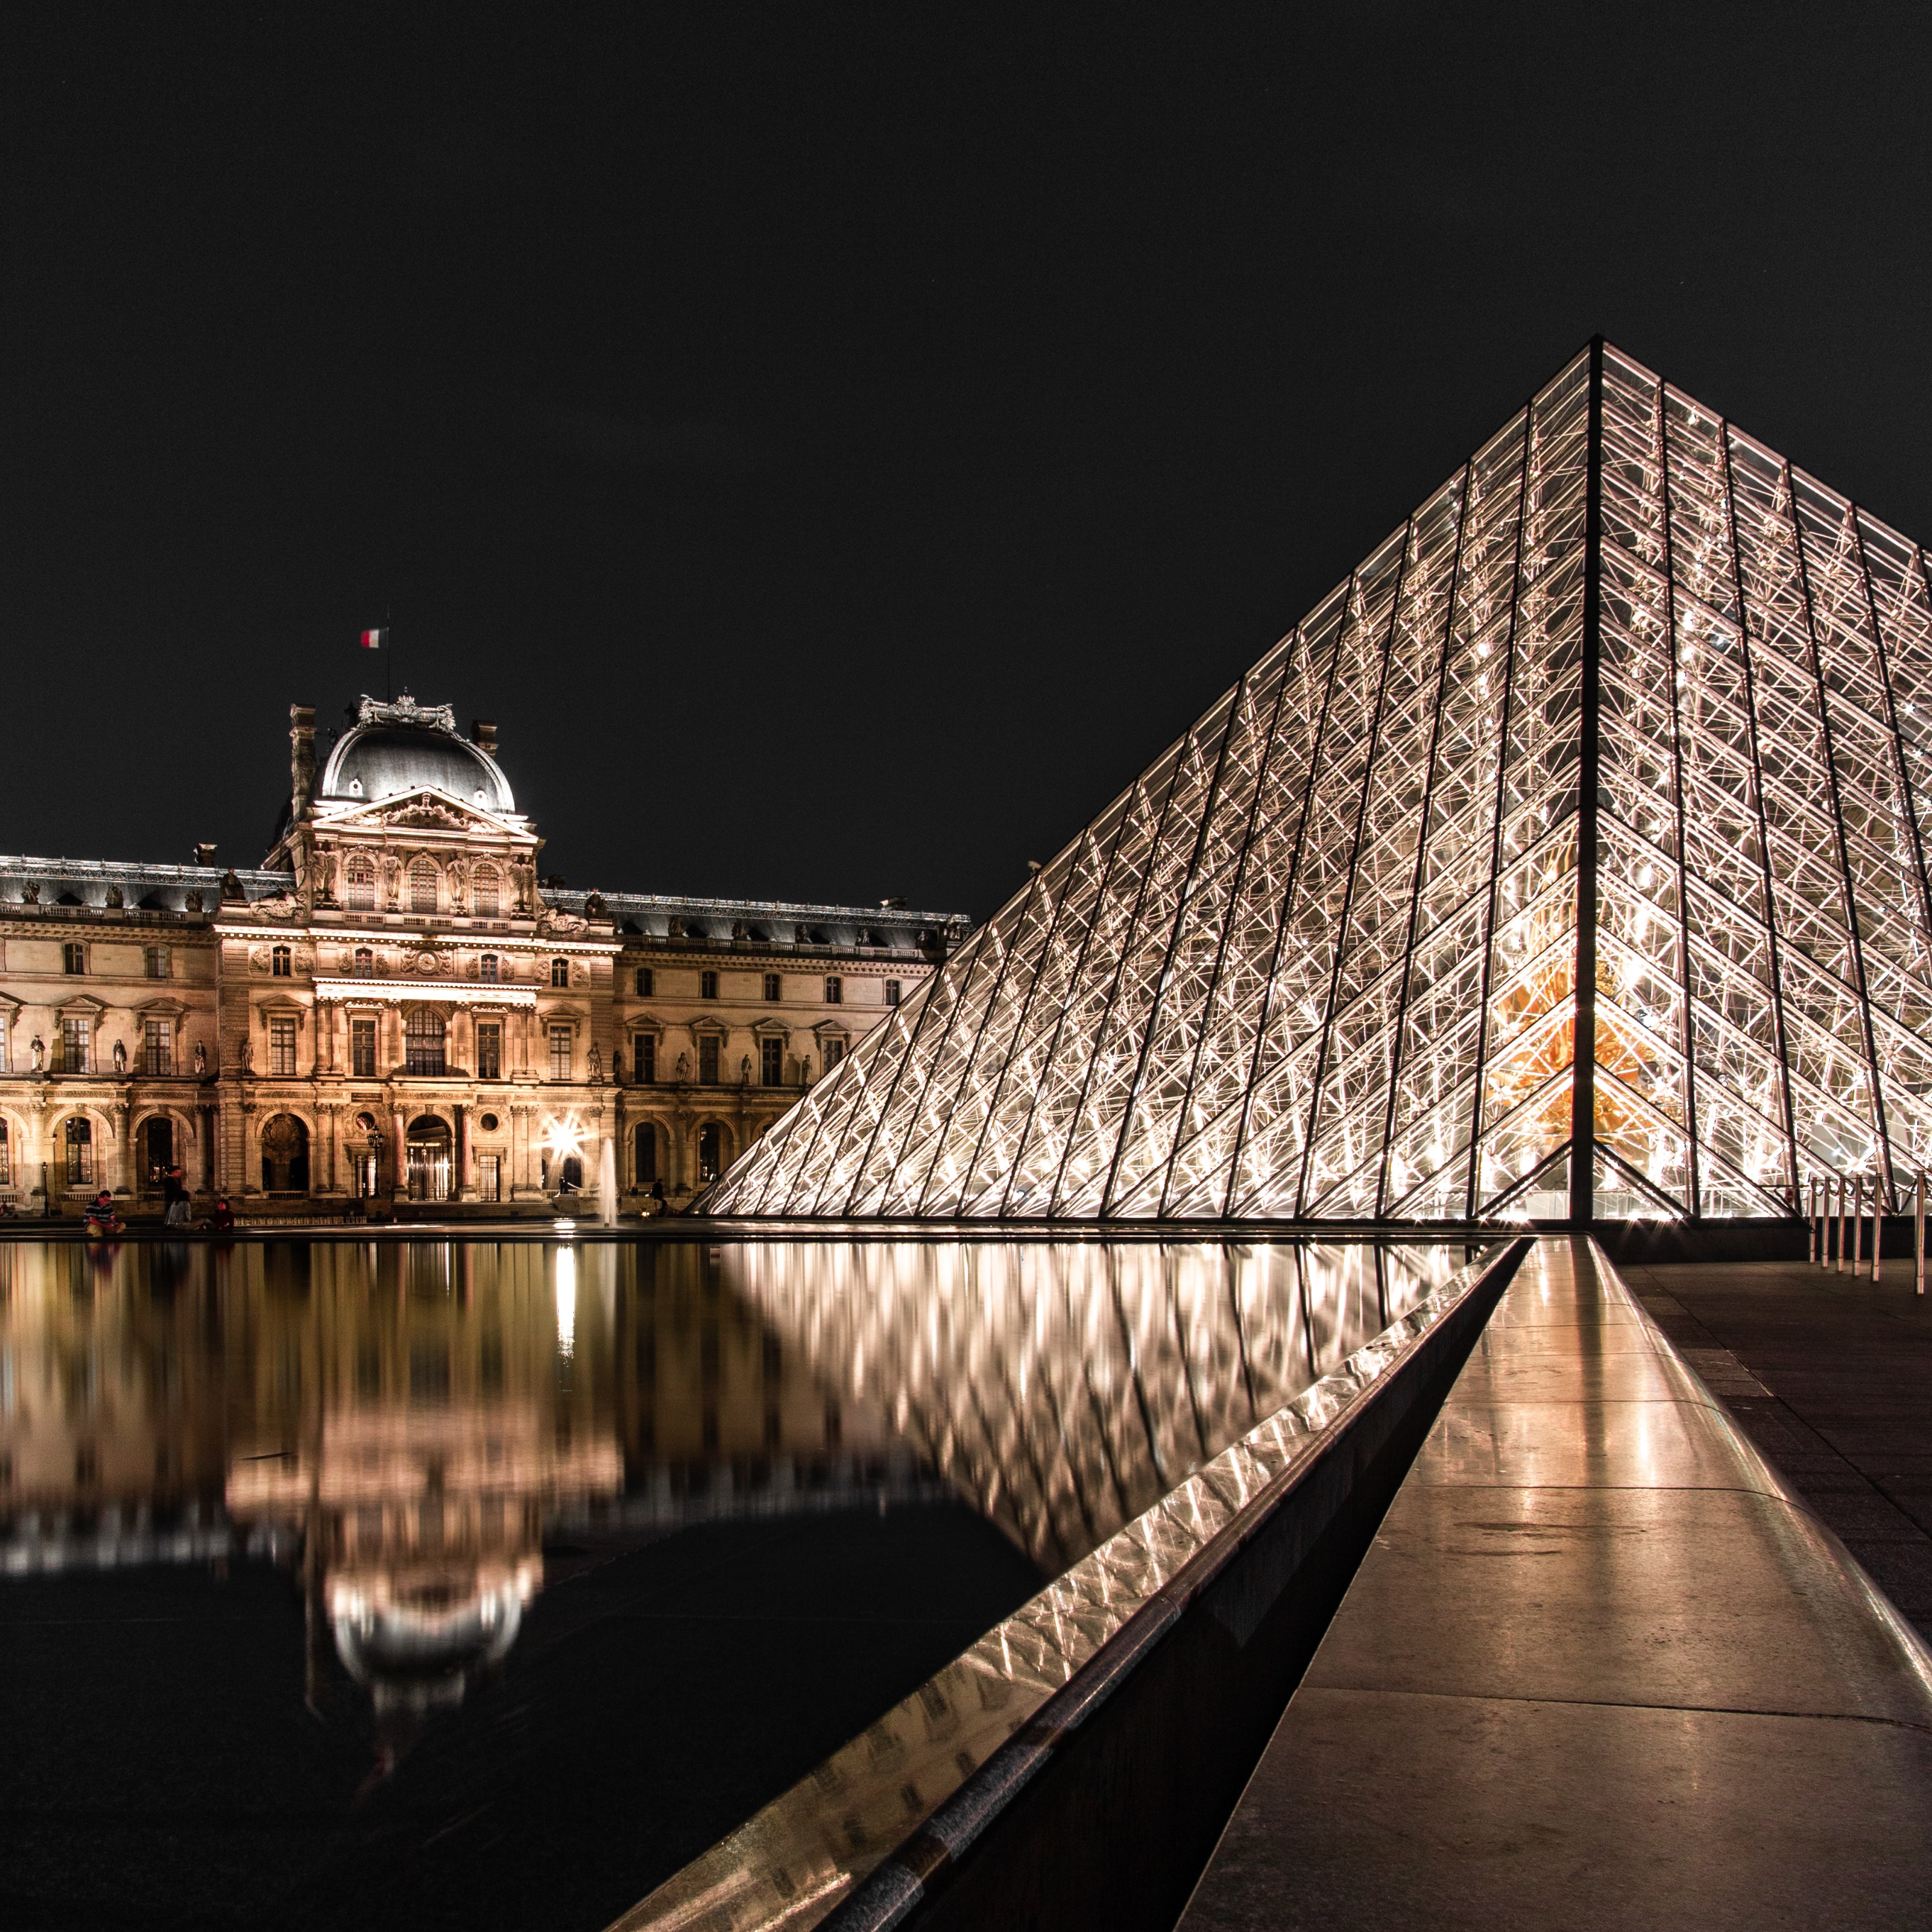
top-left (706, 342), bottom-right (1932, 1221)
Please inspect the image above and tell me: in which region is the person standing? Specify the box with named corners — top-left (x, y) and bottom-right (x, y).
top-left (162, 1162), bottom-right (191, 1227)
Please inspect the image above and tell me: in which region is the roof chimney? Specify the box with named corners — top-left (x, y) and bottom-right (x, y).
top-left (289, 704), bottom-right (316, 821)
top-left (472, 719), bottom-right (498, 754)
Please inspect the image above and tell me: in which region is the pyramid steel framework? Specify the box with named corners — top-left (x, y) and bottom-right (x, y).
top-left (706, 340), bottom-right (1932, 1223)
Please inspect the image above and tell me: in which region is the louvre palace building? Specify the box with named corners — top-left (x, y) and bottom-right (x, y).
top-left (0, 694), bottom-right (967, 1216)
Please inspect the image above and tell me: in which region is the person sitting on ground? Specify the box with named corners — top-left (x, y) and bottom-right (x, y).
top-left (84, 1189), bottom-right (125, 1237)
top-left (209, 1194), bottom-right (236, 1232)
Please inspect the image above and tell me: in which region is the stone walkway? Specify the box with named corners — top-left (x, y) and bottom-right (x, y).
top-left (1622, 1254), bottom-right (1932, 1643)
top-left (1176, 1237), bottom-right (1932, 1932)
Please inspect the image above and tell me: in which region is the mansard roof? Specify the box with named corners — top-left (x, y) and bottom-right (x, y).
top-left (0, 856), bottom-right (289, 916)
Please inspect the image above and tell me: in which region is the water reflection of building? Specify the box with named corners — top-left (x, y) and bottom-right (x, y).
top-left (0, 1242), bottom-right (922, 1729)
top-left (723, 1240), bottom-right (1460, 1571)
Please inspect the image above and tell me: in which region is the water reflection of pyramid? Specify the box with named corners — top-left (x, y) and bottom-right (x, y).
top-left (709, 340), bottom-right (1932, 1223)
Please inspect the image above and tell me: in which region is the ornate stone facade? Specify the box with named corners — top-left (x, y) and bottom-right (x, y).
top-left (0, 696), bottom-right (967, 1215)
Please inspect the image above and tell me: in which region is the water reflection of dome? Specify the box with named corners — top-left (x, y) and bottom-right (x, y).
top-left (317, 702), bottom-right (514, 811)
top-left (329, 1560), bottom-right (539, 1712)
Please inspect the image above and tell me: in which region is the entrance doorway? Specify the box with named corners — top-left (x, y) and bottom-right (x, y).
top-left (142, 1116), bottom-right (173, 1189)
top-left (261, 1115), bottom-right (310, 1193)
top-left (406, 1115), bottom-right (453, 1201)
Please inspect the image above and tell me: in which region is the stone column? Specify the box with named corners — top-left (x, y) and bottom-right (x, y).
top-left (111, 1100), bottom-right (131, 1196)
top-left (392, 1106), bottom-right (407, 1201)
top-left (321, 1104), bottom-right (340, 1194)
top-left (198, 1104), bottom-right (216, 1194)
top-left (455, 1103), bottom-right (472, 1200)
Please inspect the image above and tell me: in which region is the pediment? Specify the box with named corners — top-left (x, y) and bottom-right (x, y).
top-left (56, 992), bottom-right (109, 1016)
top-left (313, 786), bottom-right (531, 840)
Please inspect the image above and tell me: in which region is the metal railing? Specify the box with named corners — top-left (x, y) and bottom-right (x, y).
top-left (1806, 1173), bottom-right (1928, 1294)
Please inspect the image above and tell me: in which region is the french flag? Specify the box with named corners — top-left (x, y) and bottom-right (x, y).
top-left (360, 628), bottom-right (385, 650)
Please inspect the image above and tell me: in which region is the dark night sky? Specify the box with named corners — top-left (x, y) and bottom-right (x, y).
top-left (6, 4), bottom-right (1930, 919)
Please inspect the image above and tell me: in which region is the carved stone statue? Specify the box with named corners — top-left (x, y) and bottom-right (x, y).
top-left (106, 885), bottom-right (123, 908)
top-left (239, 1038), bottom-right (253, 1072)
top-left (194, 1040), bottom-right (207, 1075)
top-left (30, 1035), bottom-right (44, 1072)
top-left (445, 857), bottom-right (467, 913)
top-left (676, 1050), bottom-right (690, 1082)
top-left (112, 1038), bottom-right (127, 1075)
top-left (511, 861), bottom-right (535, 913)
top-left (740, 1054), bottom-right (753, 1084)
top-left (184, 891), bottom-right (203, 913)
top-left (382, 854), bottom-right (404, 908)
top-left (588, 1043), bottom-right (602, 1081)
top-left (21, 883), bottom-right (38, 906)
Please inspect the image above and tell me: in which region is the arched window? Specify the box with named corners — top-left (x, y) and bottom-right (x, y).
top-left (550, 958), bottom-right (569, 987)
top-left (65, 1116), bottom-right (93, 1187)
top-left (633, 1121), bottom-right (658, 1185)
top-left (409, 858), bottom-right (439, 914)
top-left (697, 1122), bottom-right (726, 1184)
top-left (405, 1008), bottom-right (447, 1077)
top-left (344, 856), bottom-right (376, 911)
top-left (479, 953), bottom-right (499, 983)
top-left (472, 865), bottom-right (499, 916)
top-left (271, 945), bottom-right (292, 977)
top-left (353, 947), bottom-right (374, 977)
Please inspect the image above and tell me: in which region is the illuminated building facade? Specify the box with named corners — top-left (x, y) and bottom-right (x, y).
top-left (711, 340), bottom-right (1932, 1224)
top-left (0, 694), bottom-right (966, 1214)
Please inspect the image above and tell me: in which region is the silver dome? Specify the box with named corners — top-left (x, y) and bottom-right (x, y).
top-left (318, 704), bottom-right (513, 813)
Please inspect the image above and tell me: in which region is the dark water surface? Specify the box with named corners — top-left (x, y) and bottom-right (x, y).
top-left (0, 1237), bottom-right (1460, 1932)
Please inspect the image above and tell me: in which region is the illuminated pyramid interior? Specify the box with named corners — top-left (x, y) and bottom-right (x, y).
top-left (708, 341), bottom-right (1932, 1223)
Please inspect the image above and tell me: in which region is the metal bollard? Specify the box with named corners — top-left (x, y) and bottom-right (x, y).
top-left (1874, 1177), bottom-right (1884, 1284)
top-left (1841, 1173), bottom-right (1853, 1275)
top-left (1825, 1175), bottom-right (1836, 1270)
top-left (1918, 1173), bottom-right (1927, 1298)
top-left (1853, 1175), bottom-right (1865, 1277)
top-left (1809, 1175), bottom-right (1820, 1264)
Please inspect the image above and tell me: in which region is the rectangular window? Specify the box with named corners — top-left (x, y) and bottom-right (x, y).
top-left (635, 966), bottom-right (653, 996)
top-left (699, 1036), bottom-right (720, 1084)
top-left (272, 945), bottom-right (292, 977)
top-left (477, 1153), bottom-right (501, 1203)
top-left (353, 948), bottom-right (374, 977)
top-left (351, 1016), bottom-right (377, 1077)
top-left (60, 1017), bottom-right (89, 1074)
top-left (62, 943), bottom-right (85, 975)
top-left (824, 976), bottom-right (843, 1004)
top-left (345, 863), bottom-right (375, 911)
top-left (700, 970), bottom-right (718, 999)
top-left (479, 954), bottom-right (499, 983)
top-left (406, 1012), bottom-right (446, 1077)
top-left (636, 1034), bottom-right (656, 1083)
top-left (477, 1021), bottom-right (501, 1080)
top-left (884, 979), bottom-right (901, 1006)
top-left (549, 1024), bottom-right (572, 1081)
top-left (763, 972), bottom-right (782, 1001)
top-left (473, 870), bottom-right (499, 917)
top-left (270, 1016), bottom-right (297, 1077)
top-left (143, 1019), bottom-right (172, 1077)
top-left (760, 1036), bottom-right (784, 1085)
top-left (823, 1037), bottom-right (845, 1072)
top-left (145, 946), bottom-right (170, 979)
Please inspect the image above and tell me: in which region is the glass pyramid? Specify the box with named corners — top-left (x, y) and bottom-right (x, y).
top-left (709, 341), bottom-right (1932, 1222)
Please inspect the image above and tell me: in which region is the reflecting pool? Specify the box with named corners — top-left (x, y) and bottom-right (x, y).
top-left (0, 1237), bottom-right (1464, 1931)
